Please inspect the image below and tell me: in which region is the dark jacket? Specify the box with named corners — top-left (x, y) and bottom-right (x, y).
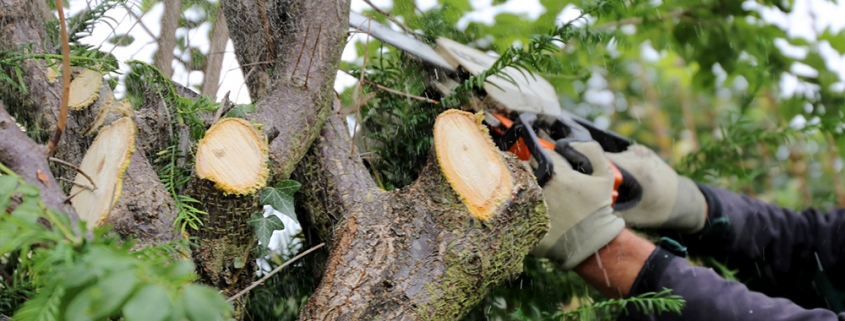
top-left (619, 185), bottom-right (845, 320)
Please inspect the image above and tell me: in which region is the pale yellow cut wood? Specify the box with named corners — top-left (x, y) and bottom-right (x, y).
top-left (46, 66), bottom-right (59, 84)
top-left (195, 118), bottom-right (269, 195)
top-left (68, 69), bottom-right (103, 110)
top-left (434, 109), bottom-right (513, 221)
top-left (70, 117), bottom-right (136, 228)
top-left (82, 92), bottom-right (116, 135)
top-left (113, 98), bottom-right (134, 117)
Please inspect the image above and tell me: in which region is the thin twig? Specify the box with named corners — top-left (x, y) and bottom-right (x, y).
top-left (57, 178), bottom-right (95, 191)
top-left (226, 243), bottom-right (326, 302)
top-left (350, 19), bottom-right (372, 156)
top-left (49, 157), bottom-right (98, 190)
top-left (46, 0), bottom-right (72, 156)
top-left (362, 0), bottom-right (417, 37)
top-left (340, 69), bottom-right (439, 104)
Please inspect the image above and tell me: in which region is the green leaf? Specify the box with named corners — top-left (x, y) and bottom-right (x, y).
top-left (164, 260), bottom-right (196, 281)
top-left (17, 183), bottom-right (40, 197)
top-left (248, 212), bottom-right (284, 247)
top-left (88, 270), bottom-right (139, 319)
top-left (123, 284), bottom-right (171, 321)
top-left (13, 284), bottom-right (64, 321)
top-left (11, 198), bottom-right (42, 224)
top-left (65, 287), bottom-right (96, 321)
top-left (0, 175), bottom-right (18, 211)
top-left (182, 284), bottom-right (231, 321)
top-left (258, 182), bottom-right (299, 223)
top-left (275, 179), bottom-right (302, 195)
top-left (225, 104), bottom-right (256, 118)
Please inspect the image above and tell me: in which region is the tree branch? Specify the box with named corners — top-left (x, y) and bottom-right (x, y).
top-left (0, 103), bottom-right (78, 221)
top-left (222, 0), bottom-right (351, 179)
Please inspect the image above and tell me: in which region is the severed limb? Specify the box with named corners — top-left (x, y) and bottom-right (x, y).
top-left (297, 109), bottom-right (549, 320)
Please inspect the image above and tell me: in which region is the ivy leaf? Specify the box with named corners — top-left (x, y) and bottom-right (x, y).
top-left (258, 180), bottom-right (301, 223)
top-left (248, 212), bottom-right (284, 247)
top-left (275, 180), bottom-right (301, 195)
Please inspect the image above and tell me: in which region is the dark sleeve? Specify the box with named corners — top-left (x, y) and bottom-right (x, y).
top-left (675, 184), bottom-right (845, 273)
top-left (617, 248), bottom-right (845, 321)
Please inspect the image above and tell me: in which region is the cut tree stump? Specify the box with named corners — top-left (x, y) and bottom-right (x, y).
top-left (188, 117), bottom-right (269, 297)
top-left (298, 110), bottom-right (549, 320)
top-left (70, 117), bottom-right (181, 247)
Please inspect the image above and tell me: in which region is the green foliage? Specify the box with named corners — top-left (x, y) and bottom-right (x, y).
top-left (550, 289), bottom-right (685, 320)
top-left (248, 213), bottom-right (284, 248)
top-left (154, 144), bottom-right (208, 233)
top-left (0, 164), bottom-right (231, 321)
top-left (678, 115), bottom-right (807, 184)
top-left (258, 180), bottom-right (301, 223)
top-left (343, 47), bottom-right (445, 189)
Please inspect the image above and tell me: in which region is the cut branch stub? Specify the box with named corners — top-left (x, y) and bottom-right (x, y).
top-left (434, 110), bottom-right (513, 221)
top-left (300, 110), bottom-right (549, 320)
top-left (196, 118), bottom-right (268, 195)
top-left (69, 117), bottom-right (181, 247)
top-left (67, 69), bottom-right (103, 110)
top-left (70, 117), bottom-right (135, 227)
top-left (187, 118), bottom-right (269, 299)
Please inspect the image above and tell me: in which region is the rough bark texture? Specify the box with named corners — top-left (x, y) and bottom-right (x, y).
top-left (296, 111), bottom-right (549, 320)
top-left (0, 0), bottom-right (96, 184)
top-left (104, 150), bottom-right (182, 247)
top-left (0, 0), bottom-right (59, 140)
top-left (0, 104), bottom-right (78, 220)
top-left (186, 178), bottom-right (257, 303)
top-left (222, 0), bottom-right (349, 179)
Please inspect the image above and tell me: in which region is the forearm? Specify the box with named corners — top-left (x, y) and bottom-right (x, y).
top-left (574, 229), bottom-right (654, 298)
top-left (620, 248), bottom-right (845, 321)
top-left (679, 185), bottom-right (845, 272)
top-left (578, 230), bottom-right (845, 321)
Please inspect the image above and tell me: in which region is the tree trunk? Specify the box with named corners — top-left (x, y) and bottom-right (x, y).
top-left (297, 110), bottom-right (548, 320)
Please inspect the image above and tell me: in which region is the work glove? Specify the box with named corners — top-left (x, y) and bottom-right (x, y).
top-left (607, 144), bottom-right (707, 234)
top-left (531, 141), bottom-right (625, 270)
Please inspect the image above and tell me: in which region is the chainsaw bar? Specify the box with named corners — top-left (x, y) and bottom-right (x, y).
top-left (349, 11), bottom-right (457, 74)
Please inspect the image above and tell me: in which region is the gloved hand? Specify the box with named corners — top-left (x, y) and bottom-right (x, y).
top-left (607, 144), bottom-right (707, 234)
top-left (531, 141), bottom-right (625, 270)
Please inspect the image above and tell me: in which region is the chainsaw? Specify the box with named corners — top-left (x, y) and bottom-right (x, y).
top-left (349, 12), bottom-right (641, 209)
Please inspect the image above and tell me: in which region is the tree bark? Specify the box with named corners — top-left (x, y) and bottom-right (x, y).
top-left (297, 110), bottom-right (548, 320)
top-left (221, 0), bottom-right (349, 179)
top-left (0, 104), bottom-right (78, 221)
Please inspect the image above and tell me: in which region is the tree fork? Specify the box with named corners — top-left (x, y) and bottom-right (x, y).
top-left (221, 0), bottom-right (350, 180)
top-left (298, 110), bottom-right (549, 320)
